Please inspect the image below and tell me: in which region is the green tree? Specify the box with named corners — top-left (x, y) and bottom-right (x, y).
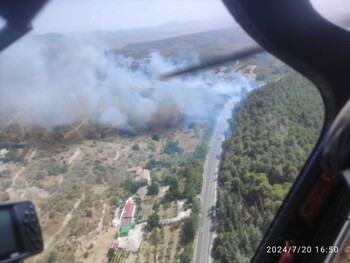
top-left (191, 143), bottom-right (208, 161)
top-left (145, 159), bottom-right (158, 169)
top-left (151, 134), bottom-right (160, 141)
top-left (107, 248), bottom-right (115, 262)
top-left (147, 182), bottom-right (160, 195)
top-left (163, 138), bottom-right (183, 155)
top-left (47, 251), bottom-right (57, 263)
top-left (147, 213), bottom-right (160, 229)
top-left (164, 176), bottom-right (180, 201)
top-left (123, 178), bottom-right (141, 194)
top-left (180, 250), bottom-right (192, 263)
top-left (85, 209), bottom-right (92, 218)
top-left (132, 144), bottom-right (140, 151)
top-left (182, 212), bottom-right (199, 244)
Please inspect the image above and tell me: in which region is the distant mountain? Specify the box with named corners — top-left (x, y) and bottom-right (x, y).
top-left (31, 19), bottom-right (238, 49)
top-left (118, 27), bottom-right (256, 61)
top-left (144, 18), bottom-right (237, 33)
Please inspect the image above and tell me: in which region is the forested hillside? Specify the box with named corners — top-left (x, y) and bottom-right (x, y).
top-left (212, 73), bottom-right (324, 262)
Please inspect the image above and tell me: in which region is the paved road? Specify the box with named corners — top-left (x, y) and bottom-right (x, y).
top-left (194, 101), bottom-right (234, 263)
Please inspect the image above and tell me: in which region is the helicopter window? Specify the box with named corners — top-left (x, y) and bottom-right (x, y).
top-left (0, 16), bottom-right (5, 28)
top-left (0, 1), bottom-right (325, 263)
top-left (310, 0), bottom-right (350, 31)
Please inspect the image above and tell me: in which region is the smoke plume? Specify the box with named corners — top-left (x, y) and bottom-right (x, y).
top-left (0, 36), bottom-right (254, 131)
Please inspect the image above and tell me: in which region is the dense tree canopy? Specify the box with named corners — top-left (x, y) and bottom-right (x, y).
top-left (213, 73), bottom-right (324, 262)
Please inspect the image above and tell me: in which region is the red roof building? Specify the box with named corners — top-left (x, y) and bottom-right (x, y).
top-left (119, 199), bottom-right (136, 228)
top-left (127, 166), bottom-right (151, 186)
top-left (123, 201), bottom-right (135, 218)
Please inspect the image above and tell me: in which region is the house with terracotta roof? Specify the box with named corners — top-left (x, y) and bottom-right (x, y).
top-left (127, 166), bottom-right (151, 186)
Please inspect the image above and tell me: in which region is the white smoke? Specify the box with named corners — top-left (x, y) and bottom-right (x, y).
top-left (0, 36), bottom-right (254, 131)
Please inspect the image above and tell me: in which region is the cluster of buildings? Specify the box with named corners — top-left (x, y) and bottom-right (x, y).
top-left (109, 166), bottom-right (151, 255)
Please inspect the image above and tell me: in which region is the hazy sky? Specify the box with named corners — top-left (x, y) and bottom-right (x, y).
top-left (32, 0), bottom-right (234, 34)
top-left (11, 0), bottom-right (350, 34)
